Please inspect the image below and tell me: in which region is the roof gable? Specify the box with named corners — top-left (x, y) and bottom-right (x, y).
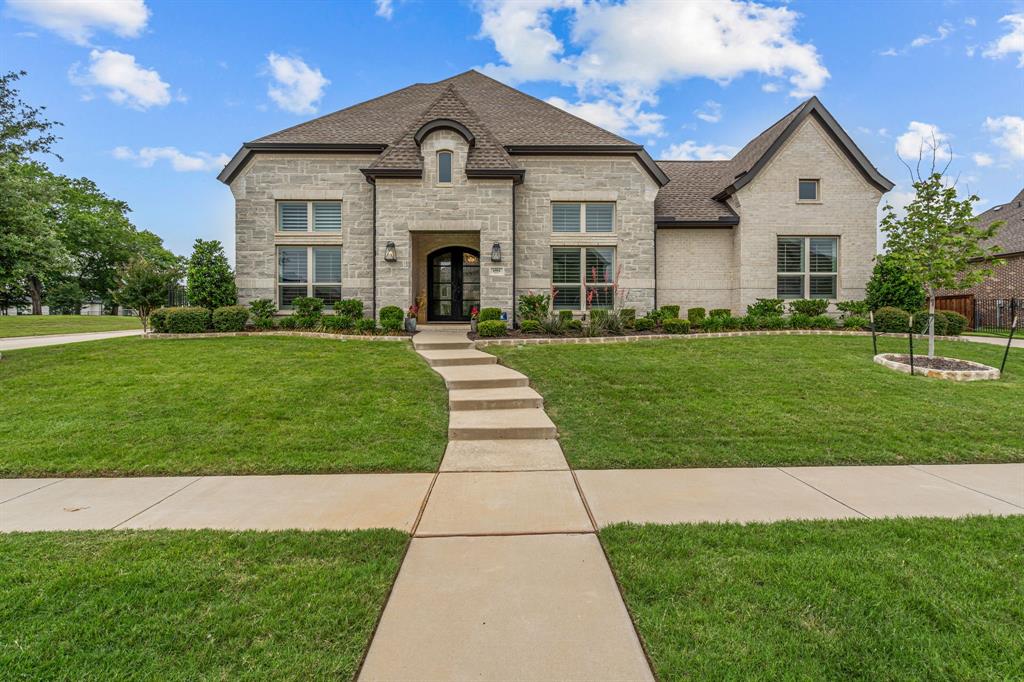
top-left (976, 187), bottom-right (1024, 255)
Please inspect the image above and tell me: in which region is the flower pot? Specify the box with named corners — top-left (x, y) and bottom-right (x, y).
top-left (470, 319), bottom-right (478, 333)
top-left (405, 317), bottom-right (417, 333)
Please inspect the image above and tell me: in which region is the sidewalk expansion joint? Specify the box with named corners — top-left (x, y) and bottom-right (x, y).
top-left (111, 476), bottom-right (202, 529)
top-left (909, 464), bottom-right (1024, 510)
top-left (776, 467), bottom-right (869, 519)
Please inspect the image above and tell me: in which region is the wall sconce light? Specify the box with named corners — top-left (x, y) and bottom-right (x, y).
top-left (384, 241), bottom-right (397, 262)
top-left (490, 242), bottom-right (502, 262)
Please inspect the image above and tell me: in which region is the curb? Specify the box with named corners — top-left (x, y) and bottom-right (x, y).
top-left (143, 331), bottom-right (410, 342)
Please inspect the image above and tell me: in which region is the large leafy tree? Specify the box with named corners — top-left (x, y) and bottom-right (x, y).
top-left (114, 258), bottom-right (180, 332)
top-left (880, 172), bottom-right (1003, 356)
top-left (186, 239), bottom-right (237, 309)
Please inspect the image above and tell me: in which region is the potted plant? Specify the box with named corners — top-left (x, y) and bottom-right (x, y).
top-left (405, 304), bottom-right (418, 333)
top-left (470, 306), bottom-right (479, 333)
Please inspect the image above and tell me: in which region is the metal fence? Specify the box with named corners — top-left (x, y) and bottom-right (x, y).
top-left (973, 298), bottom-right (1021, 333)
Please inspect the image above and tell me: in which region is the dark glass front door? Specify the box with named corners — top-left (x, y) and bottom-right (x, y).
top-left (428, 247), bottom-right (480, 322)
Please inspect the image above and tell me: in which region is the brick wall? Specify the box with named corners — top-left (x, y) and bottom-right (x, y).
top-left (940, 254), bottom-right (1024, 300)
top-left (656, 228), bottom-right (735, 310)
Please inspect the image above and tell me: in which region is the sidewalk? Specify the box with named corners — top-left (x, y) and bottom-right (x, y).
top-left (0, 328), bottom-right (142, 351)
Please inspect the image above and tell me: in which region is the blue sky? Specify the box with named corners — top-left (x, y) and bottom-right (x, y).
top-left (3, 0), bottom-right (1023, 261)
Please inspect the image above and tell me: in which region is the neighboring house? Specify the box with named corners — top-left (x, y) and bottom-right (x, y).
top-left (944, 188), bottom-right (1024, 301)
top-left (219, 70), bottom-right (893, 322)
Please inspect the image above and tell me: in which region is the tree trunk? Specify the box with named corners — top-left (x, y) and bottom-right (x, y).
top-left (27, 276), bottom-right (43, 315)
top-left (927, 289), bottom-right (936, 358)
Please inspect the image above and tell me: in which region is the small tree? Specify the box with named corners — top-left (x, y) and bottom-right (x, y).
top-left (113, 259), bottom-right (175, 332)
top-left (186, 239), bottom-right (236, 309)
top-left (880, 172), bottom-right (1003, 356)
top-left (865, 254), bottom-right (926, 312)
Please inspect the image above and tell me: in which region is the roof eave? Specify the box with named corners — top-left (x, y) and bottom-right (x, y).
top-left (217, 142), bottom-right (389, 185)
top-left (505, 144), bottom-right (670, 187)
top-left (466, 168), bottom-right (525, 184)
top-left (655, 216), bottom-right (740, 228)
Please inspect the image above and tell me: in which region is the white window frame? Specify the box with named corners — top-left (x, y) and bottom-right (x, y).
top-left (276, 200), bottom-right (342, 233)
top-left (776, 236), bottom-right (838, 300)
top-left (551, 246), bottom-right (616, 311)
top-left (551, 202), bottom-right (616, 234)
top-left (797, 179), bottom-right (821, 203)
top-left (437, 150), bottom-right (454, 185)
top-left (277, 246), bottom-right (343, 309)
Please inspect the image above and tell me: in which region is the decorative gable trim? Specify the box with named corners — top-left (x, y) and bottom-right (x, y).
top-left (217, 143), bottom-right (386, 185)
top-left (414, 119), bottom-right (476, 147)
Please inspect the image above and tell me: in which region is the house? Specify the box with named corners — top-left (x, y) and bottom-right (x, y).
top-left (218, 70), bottom-right (893, 323)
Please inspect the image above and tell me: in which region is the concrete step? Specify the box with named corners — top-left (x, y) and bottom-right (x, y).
top-left (449, 386), bottom-right (543, 411)
top-left (434, 364), bottom-right (529, 390)
top-left (448, 408), bottom-right (557, 441)
top-left (419, 349), bottom-right (497, 367)
top-left (414, 340), bottom-right (476, 351)
top-left (441, 440), bottom-right (569, 471)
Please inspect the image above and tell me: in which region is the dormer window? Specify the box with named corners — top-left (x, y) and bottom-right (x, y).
top-left (438, 151), bottom-right (453, 184)
top-left (798, 179), bottom-right (820, 202)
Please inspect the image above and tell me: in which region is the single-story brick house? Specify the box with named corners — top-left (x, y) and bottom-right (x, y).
top-left (943, 188), bottom-right (1024, 301)
top-left (218, 70), bottom-right (893, 323)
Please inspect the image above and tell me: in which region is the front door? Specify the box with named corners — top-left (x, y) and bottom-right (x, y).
top-left (428, 247), bottom-right (480, 322)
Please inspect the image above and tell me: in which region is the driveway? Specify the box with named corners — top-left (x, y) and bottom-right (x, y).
top-left (0, 329), bottom-right (143, 352)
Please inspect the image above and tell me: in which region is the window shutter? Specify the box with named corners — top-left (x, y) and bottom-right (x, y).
top-left (552, 203), bottom-right (581, 233)
top-left (278, 248), bottom-right (308, 283)
top-left (585, 204), bottom-right (614, 233)
top-left (313, 248), bottom-right (342, 283)
top-left (279, 203), bottom-right (308, 231)
top-left (777, 238), bottom-right (804, 273)
top-left (312, 202), bottom-right (342, 231)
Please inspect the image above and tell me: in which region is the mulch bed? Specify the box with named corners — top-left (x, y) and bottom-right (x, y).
top-left (887, 355), bottom-right (982, 371)
top-left (467, 329), bottom-right (669, 341)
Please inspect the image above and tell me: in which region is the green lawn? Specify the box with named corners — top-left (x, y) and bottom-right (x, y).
top-left (0, 336), bottom-right (448, 476)
top-left (0, 314), bottom-right (140, 337)
top-left (0, 530), bottom-right (406, 680)
top-left (489, 335), bottom-right (1024, 468)
top-left (602, 517), bottom-right (1024, 681)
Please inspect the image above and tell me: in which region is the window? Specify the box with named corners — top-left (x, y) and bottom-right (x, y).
top-left (552, 247), bottom-right (615, 310)
top-left (278, 246), bottom-right (342, 308)
top-left (551, 203), bottom-right (615, 233)
top-left (437, 151), bottom-right (453, 184)
top-left (777, 237), bottom-right (837, 299)
top-left (277, 201), bottom-right (342, 232)
top-left (798, 179), bottom-right (819, 202)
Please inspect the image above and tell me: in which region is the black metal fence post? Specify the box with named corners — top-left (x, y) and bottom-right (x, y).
top-left (869, 310), bottom-right (877, 355)
top-left (908, 315), bottom-right (915, 375)
top-left (1001, 314), bottom-right (1018, 375)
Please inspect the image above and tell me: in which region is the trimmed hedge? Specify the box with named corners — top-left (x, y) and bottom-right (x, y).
top-left (150, 307), bottom-right (170, 333)
top-left (708, 308), bottom-right (731, 319)
top-left (565, 319), bottom-right (583, 332)
top-left (788, 299), bottom-right (829, 316)
top-left (164, 306), bottom-right (211, 334)
top-left (334, 299), bottom-right (363, 318)
top-left (747, 298), bottom-right (785, 316)
top-left (663, 318), bottom-right (690, 334)
top-left (809, 314), bottom-right (836, 329)
top-left (249, 298), bottom-right (276, 330)
top-left (477, 320), bottom-right (507, 337)
top-left (519, 319), bottom-right (542, 333)
top-left (379, 305), bottom-right (404, 333)
top-left (478, 307), bottom-right (502, 322)
top-left (354, 318), bottom-right (377, 335)
top-left (659, 305), bottom-right (680, 319)
top-left (687, 307), bottom-right (706, 324)
top-left (212, 305), bottom-right (249, 332)
top-left (558, 310), bottom-right (574, 322)
top-left (873, 306), bottom-right (911, 333)
top-left (633, 317), bottom-right (654, 331)
top-left (941, 310), bottom-right (968, 336)
top-left (319, 316), bottom-right (351, 333)
top-left (843, 315), bottom-right (870, 330)
top-left (619, 308), bottom-right (636, 327)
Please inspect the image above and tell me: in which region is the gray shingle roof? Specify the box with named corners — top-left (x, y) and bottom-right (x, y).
top-left (654, 161), bottom-right (737, 223)
top-left (977, 188), bottom-right (1024, 255)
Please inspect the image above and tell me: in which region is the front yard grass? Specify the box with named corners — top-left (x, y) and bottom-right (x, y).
top-left (489, 335), bottom-right (1024, 468)
top-left (602, 517), bottom-right (1024, 681)
top-left (0, 336), bottom-right (448, 476)
top-left (0, 529), bottom-right (406, 680)
top-left (0, 314), bottom-right (140, 337)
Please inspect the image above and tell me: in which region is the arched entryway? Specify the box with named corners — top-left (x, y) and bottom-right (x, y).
top-left (427, 247), bottom-right (480, 322)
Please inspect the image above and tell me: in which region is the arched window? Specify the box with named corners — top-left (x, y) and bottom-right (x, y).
top-left (437, 151), bottom-right (453, 184)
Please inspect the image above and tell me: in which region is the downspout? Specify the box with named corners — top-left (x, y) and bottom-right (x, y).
top-left (371, 181), bottom-right (377, 321)
top-left (652, 228), bottom-right (658, 311)
top-left (511, 181), bottom-right (517, 328)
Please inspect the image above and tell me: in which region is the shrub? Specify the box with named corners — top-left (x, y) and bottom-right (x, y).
top-left (334, 299), bottom-right (364, 318)
top-left (250, 298), bottom-right (276, 330)
top-left (186, 239), bottom-right (237, 310)
top-left (866, 254), bottom-right (926, 312)
top-left (760, 315), bottom-right (788, 330)
top-left (478, 307), bottom-right (502, 322)
top-left (708, 308), bottom-right (731, 319)
top-left (645, 308), bottom-right (664, 325)
top-left (319, 316), bottom-right (351, 333)
top-left (539, 314), bottom-right (565, 335)
top-left (663, 318), bottom-right (690, 334)
top-left (150, 307), bottom-right (170, 333)
top-left (564, 319), bottom-right (584, 332)
top-left (477, 320), bottom-right (507, 337)
top-left (604, 311), bottom-right (625, 335)
top-left (788, 299), bottom-right (829, 316)
top-left (659, 305), bottom-right (680, 319)
top-left (379, 305), bottom-right (404, 332)
top-left (836, 300), bottom-right (869, 318)
top-left (583, 315), bottom-right (608, 337)
top-left (558, 310), bottom-right (574, 322)
top-left (518, 294), bottom-right (550, 321)
top-left (873, 306), bottom-right (911, 333)
top-left (843, 315), bottom-right (870, 330)
top-left (914, 312), bottom-right (949, 336)
top-left (619, 308), bottom-right (636, 327)
top-left (788, 313), bottom-right (814, 330)
top-left (633, 317), bottom-right (655, 332)
top-left (292, 297), bottom-right (324, 329)
top-left (809, 314), bottom-right (836, 329)
top-left (940, 310), bottom-right (968, 336)
top-left (703, 315), bottom-right (740, 332)
top-left (520, 319), bottom-right (542, 333)
top-left (277, 316), bottom-right (298, 330)
top-left (747, 298), bottom-right (784, 316)
top-left (354, 318), bottom-right (377, 335)
top-left (164, 306), bottom-right (211, 334)
top-left (589, 309), bottom-right (609, 323)
top-left (212, 305), bottom-right (250, 332)
top-left (687, 307), bottom-right (706, 325)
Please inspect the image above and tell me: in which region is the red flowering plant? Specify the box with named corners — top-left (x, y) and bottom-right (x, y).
top-left (407, 304), bottom-right (419, 318)
top-left (470, 306), bottom-right (479, 319)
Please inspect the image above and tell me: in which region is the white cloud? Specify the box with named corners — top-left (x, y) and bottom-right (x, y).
top-left (910, 23), bottom-right (952, 48)
top-left (476, 0), bottom-right (829, 138)
top-left (112, 146), bottom-right (230, 172)
top-left (973, 152), bottom-right (993, 167)
top-left (964, 17), bottom-right (976, 28)
top-left (69, 49), bottom-right (171, 110)
top-left (761, 82), bottom-right (780, 93)
top-left (879, 48), bottom-right (900, 57)
top-left (895, 121), bottom-right (951, 162)
top-left (660, 140), bottom-right (739, 161)
top-left (983, 115), bottom-right (1024, 159)
top-left (374, 0), bottom-right (393, 19)
top-left (695, 100), bottom-right (722, 123)
top-left (265, 53), bottom-right (329, 115)
top-left (983, 13), bottom-right (1024, 66)
top-left (7, 0), bottom-right (148, 46)
top-left (546, 94), bottom-right (664, 137)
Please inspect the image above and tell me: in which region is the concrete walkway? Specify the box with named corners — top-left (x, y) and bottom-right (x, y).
top-left (0, 328), bottom-right (142, 351)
